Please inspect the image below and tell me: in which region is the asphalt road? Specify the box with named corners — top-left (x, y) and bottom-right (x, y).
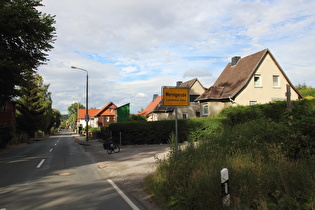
top-left (0, 130), bottom-right (144, 210)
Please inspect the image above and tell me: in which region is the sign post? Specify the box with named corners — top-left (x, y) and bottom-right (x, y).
top-left (221, 168), bottom-right (230, 207)
top-left (162, 87), bottom-right (189, 155)
top-left (286, 84), bottom-right (292, 112)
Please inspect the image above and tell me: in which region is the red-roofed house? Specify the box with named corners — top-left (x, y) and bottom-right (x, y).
top-left (94, 102), bottom-right (117, 127)
top-left (78, 109), bottom-right (100, 128)
top-left (77, 102), bottom-right (117, 128)
top-left (196, 49), bottom-right (302, 117)
top-left (137, 95), bottom-right (162, 121)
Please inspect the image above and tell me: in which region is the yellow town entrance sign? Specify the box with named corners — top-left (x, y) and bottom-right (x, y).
top-left (162, 87), bottom-right (189, 106)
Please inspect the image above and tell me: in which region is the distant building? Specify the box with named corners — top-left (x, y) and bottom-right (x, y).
top-left (77, 102), bottom-right (117, 127)
top-left (139, 78), bottom-right (206, 121)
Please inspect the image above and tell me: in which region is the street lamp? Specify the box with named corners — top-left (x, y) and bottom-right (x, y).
top-left (71, 66), bottom-right (89, 142)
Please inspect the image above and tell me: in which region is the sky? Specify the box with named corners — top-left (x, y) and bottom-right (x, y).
top-left (37, 0), bottom-right (315, 114)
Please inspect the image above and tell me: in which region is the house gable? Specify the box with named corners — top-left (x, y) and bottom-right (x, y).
top-left (197, 49), bottom-right (268, 101)
top-left (95, 102), bottom-right (117, 117)
top-left (196, 49), bottom-right (302, 103)
top-left (235, 52), bottom-right (302, 105)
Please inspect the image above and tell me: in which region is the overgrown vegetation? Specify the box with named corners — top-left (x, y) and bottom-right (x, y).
top-left (145, 99), bottom-right (315, 209)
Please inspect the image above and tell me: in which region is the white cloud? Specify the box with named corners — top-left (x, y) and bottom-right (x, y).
top-left (37, 0), bottom-right (315, 114)
top-left (183, 69), bottom-right (213, 78)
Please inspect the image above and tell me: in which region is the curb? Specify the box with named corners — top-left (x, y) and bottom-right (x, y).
top-left (72, 135), bottom-right (92, 146)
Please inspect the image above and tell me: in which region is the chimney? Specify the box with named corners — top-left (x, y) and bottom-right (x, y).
top-left (152, 94), bottom-right (158, 101)
top-left (231, 56), bottom-right (241, 66)
top-left (176, 81), bottom-right (183, 87)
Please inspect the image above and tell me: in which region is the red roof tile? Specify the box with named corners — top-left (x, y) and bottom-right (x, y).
top-left (95, 102), bottom-right (117, 117)
top-left (137, 96), bottom-right (162, 117)
top-left (78, 109), bottom-right (100, 119)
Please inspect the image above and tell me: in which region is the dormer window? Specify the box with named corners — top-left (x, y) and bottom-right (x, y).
top-left (254, 74), bottom-right (262, 87)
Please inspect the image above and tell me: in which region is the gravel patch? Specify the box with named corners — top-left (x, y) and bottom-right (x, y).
top-left (80, 139), bottom-right (170, 210)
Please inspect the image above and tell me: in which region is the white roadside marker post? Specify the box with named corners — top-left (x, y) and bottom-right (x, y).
top-left (221, 168), bottom-right (230, 207)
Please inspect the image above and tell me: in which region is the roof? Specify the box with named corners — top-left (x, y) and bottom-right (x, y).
top-left (137, 96), bottom-right (162, 117)
top-left (78, 109), bottom-right (100, 119)
top-left (196, 49), bottom-right (302, 101)
top-left (179, 78), bottom-right (200, 88)
top-left (152, 102), bottom-right (175, 113)
top-left (94, 102), bottom-right (117, 117)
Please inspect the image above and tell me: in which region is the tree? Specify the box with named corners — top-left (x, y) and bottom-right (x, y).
top-left (49, 109), bottom-right (61, 131)
top-left (16, 72), bottom-right (53, 137)
top-left (296, 83), bottom-right (315, 98)
top-left (67, 102), bottom-right (85, 130)
top-left (68, 102), bottom-right (85, 116)
top-left (0, 0), bottom-right (56, 105)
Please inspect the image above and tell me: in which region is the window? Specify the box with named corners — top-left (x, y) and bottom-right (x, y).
top-left (190, 95), bottom-right (199, 103)
top-left (203, 104), bottom-right (209, 115)
top-left (254, 74), bottom-right (262, 87)
top-left (183, 113), bottom-right (188, 119)
top-left (196, 111), bottom-right (200, 118)
top-left (249, 101), bottom-right (257, 105)
top-left (273, 75), bottom-right (280, 87)
top-left (0, 103), bottom-right (7, 113)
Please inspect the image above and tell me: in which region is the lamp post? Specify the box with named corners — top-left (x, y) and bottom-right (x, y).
top-left (71, 66), bottom-right (89, 142)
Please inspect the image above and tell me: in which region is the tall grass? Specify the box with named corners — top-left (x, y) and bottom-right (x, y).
top-left (145, 100), bottom-right (315, 209)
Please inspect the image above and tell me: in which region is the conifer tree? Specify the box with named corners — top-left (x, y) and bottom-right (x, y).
top-left (16, 72), bottom-right (52, 137)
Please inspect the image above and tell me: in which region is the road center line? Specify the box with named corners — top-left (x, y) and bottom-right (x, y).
top-left (107, 179), bottom-right (140, 210)
top-left (36, 159), bottom-right (45, 168)
top-left (49, 148), bottom-right (53, 152)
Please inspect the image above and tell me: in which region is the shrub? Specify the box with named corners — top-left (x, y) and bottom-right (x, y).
top-left (145, 99), bottom-right (315, 209)
top-left (107, 118), bottom-right (224, 145)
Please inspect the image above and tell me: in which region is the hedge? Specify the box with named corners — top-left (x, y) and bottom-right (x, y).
top-left (107, 118), bottom-right (224, 145)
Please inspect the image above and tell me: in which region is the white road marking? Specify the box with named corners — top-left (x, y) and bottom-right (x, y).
top-left (107, 179), bottom-right (140, 210)
top-left (49, 148), bottom-right (53, 152)
top-left (54, 143), bottom-right (57, 146)
top-left (36, 159), bottom-right (45, 168)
